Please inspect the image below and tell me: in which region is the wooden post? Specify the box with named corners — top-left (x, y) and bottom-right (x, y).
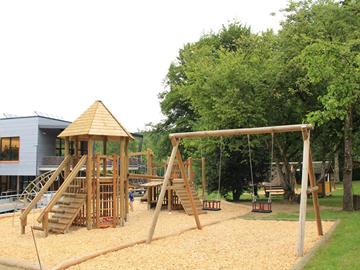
top-left (74, 138), bottom-right (79, 165)
top-left (113, 154), bottom-right (118, 227)
top-left (296, 130), bottom-right (310, 257)
top-left (64, 138), bottom-right (70, 178)
top-left (125, 140), bottom-right (129, 220)
top-left (147, 141), bottom-right (179, 244)
top-left (20, 209), bottom-right (26, 234)
top-left (147, 187), bottom-right (152, 209)
top-left (86, 139), bottom-right (93, 230)
top-left (96, 155), bottom-right (100, 228)
top-left (308, 150), bottom-right (323, 236)
top-left (103, 139), bottom-right (107, 176)
top-left (119, 139), bottom-right (125, 226)
top-left (173, 138), bottom-right (201, 230)
top-left (167, 188), bottom-right (172, 211)
top-left (147, 148), bottom-right (153, 175)
top-left (43, 211), bottom-right (49, 237)
top-left (187, 157), bottom-right (193, 185)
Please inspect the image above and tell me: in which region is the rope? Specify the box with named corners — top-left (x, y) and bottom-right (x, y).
top-left (247, 135), bottom-right (256, 202)
top-left (268, 133), bottom-right (274, 203)
top-left (217, 137), bottom-right (224, 200)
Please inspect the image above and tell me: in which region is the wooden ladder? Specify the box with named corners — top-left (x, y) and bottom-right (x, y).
top-left (47, 191), bottom-right (86, 233)
top-left (19, 156), bottom-right (71, 234)
top-left (172, 178), bottom-right (205, 215)
top-left (36, 155), bottom-right (87, 235)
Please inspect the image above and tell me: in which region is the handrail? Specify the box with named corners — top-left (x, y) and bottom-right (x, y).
top-left (19, 170), bottom-right (54, 203)
top-left (37, 155), bottom-right (87, 223)
top-left (20, 156), bottom-right (71, 222)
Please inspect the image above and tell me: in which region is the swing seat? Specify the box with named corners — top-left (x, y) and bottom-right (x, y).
top-left (202, 200), bottom-right (221, 211)
top-left (252, 200), bottom-right (272, 213)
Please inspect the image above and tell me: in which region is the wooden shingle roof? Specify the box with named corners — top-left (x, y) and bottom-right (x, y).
top-left (58, 100), bottom-right (134, 139)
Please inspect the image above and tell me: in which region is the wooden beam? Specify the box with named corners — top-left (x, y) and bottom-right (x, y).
top-left (308, 150), bottom-right (323, 236)
top-left (147, 141), bottom-right (179, 244)
top-left (86, 140), bottom-right (94, 230)
top-left (128, 173), bottom-right (164, 180)
top-left (125, 140), bottom-right (129, 220)
top-left (96, 155), bottom-right (100, 228)
top-left (173, 138), bottom-right (201, 230)
top-left (119, 139), bottom-right (125, 226)
top-left (43, 211), bottom-right (49, 237)
top-left (129, 151), bottom-right (147, 157)
top-left (187, 157), bottom-right (193, 185)
top-left (103, 139), bottom-right (107, 176)
top-left (170, 124), bottom-right (313, 139)
top-left (74, 138), bottom-right (79, 165)
top-left (296, 130), bottom-right (310, 257)
top-left (113, 154), bottom-right (118, 227)
top-left (147, 187), bottom-right (152, 209)
top-left (64, 138), bottom-right (70, 178)
top-left (147, 148), bottom-right (153, 175)
top-left (167, 189), bottom-right (172, 211)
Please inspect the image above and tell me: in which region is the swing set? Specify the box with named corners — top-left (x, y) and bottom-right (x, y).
top-left (202, 133), bottom-right (275, 213)
top-left (147, 124), bottom-right (323, 257)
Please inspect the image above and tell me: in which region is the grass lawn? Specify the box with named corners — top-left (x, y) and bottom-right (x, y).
top-left (207, 181), bottom-right (360, 269)
top-left (236, 181), bottom-right (360, 270)
top-left (304, 181), bottom-right (360, 270)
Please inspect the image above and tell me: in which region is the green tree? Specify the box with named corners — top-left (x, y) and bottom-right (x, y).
top-left (280, 0), bottom-right (360, 210)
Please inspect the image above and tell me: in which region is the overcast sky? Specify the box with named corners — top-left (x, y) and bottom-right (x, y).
top-left (0, 0), bottom-right (289, 132)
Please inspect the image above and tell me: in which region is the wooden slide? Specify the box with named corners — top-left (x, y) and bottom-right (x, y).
top-left (172, 178), bottom-right (205, 215)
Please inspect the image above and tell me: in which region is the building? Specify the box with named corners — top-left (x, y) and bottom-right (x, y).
top-left (0, 116), bottom-right (70, 196)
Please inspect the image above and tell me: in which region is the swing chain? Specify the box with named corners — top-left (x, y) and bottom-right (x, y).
top-left (247, 134), bottom-right (256, 203)
top-left (217, 137), bottom-right (224, 200)
top-left (268, 133), bottom-right (275, 203)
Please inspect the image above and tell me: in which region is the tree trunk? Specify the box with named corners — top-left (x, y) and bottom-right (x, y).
top-left (334, 150), bottom-right (340, 183)
top-left (319, 160), bottom-right (326, 182)
top-left (232, 188), bottom-right (241, 201)
top-left (343, 109), bottom-right (353, 211)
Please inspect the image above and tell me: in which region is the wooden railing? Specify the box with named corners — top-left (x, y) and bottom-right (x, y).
top-left (19, 156), bottom-right (71, 234)
top-left (37, 155), bottom-right (87, 223)
top-left (72, 177), bottom-right (87, 227)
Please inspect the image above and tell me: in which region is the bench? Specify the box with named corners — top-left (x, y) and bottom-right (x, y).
top-left (263, 184), bottom-right (285, 197)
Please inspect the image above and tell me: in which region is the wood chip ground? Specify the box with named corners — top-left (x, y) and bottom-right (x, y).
top-left (0, 200), bottom-right (334, 269)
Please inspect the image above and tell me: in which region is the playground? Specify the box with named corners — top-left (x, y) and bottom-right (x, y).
top-left (0, 199), bottom-right (335, 270)
top-left (0, 101), bottom-right (353, 270)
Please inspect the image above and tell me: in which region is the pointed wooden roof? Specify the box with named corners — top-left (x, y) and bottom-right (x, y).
top-left (58, 100), bottom-right (134, 139)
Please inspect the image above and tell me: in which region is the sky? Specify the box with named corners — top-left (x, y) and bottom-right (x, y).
top-left (0, 0), bottom-right (289, 132)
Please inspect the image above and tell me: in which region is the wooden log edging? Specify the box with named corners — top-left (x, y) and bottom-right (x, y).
top-left (51, 211), bottom-right (249, 270)
top-left (0, 257), bottom-right (47, 270)
top-left (291, 219), bottom-right (340, 270)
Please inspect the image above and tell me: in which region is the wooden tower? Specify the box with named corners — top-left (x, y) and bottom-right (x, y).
top-left (20, 100), bottom-right (133, 235)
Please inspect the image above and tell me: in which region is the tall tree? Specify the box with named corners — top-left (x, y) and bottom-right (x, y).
top-left (281, 0), bottom-right (360, 210)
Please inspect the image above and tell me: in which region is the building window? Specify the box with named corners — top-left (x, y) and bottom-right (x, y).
top-left (0, 137), bottom-right (20, 161)
top-left (56, 138), bottom-right (64, 156)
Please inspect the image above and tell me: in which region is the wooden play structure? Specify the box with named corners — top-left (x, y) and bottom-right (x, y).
top-left (19, 100), bottom-right (133, 235)
top-left (129, 151), bottom-right (206, 214)
top-left (147, 124), bottom-right (323, 257)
